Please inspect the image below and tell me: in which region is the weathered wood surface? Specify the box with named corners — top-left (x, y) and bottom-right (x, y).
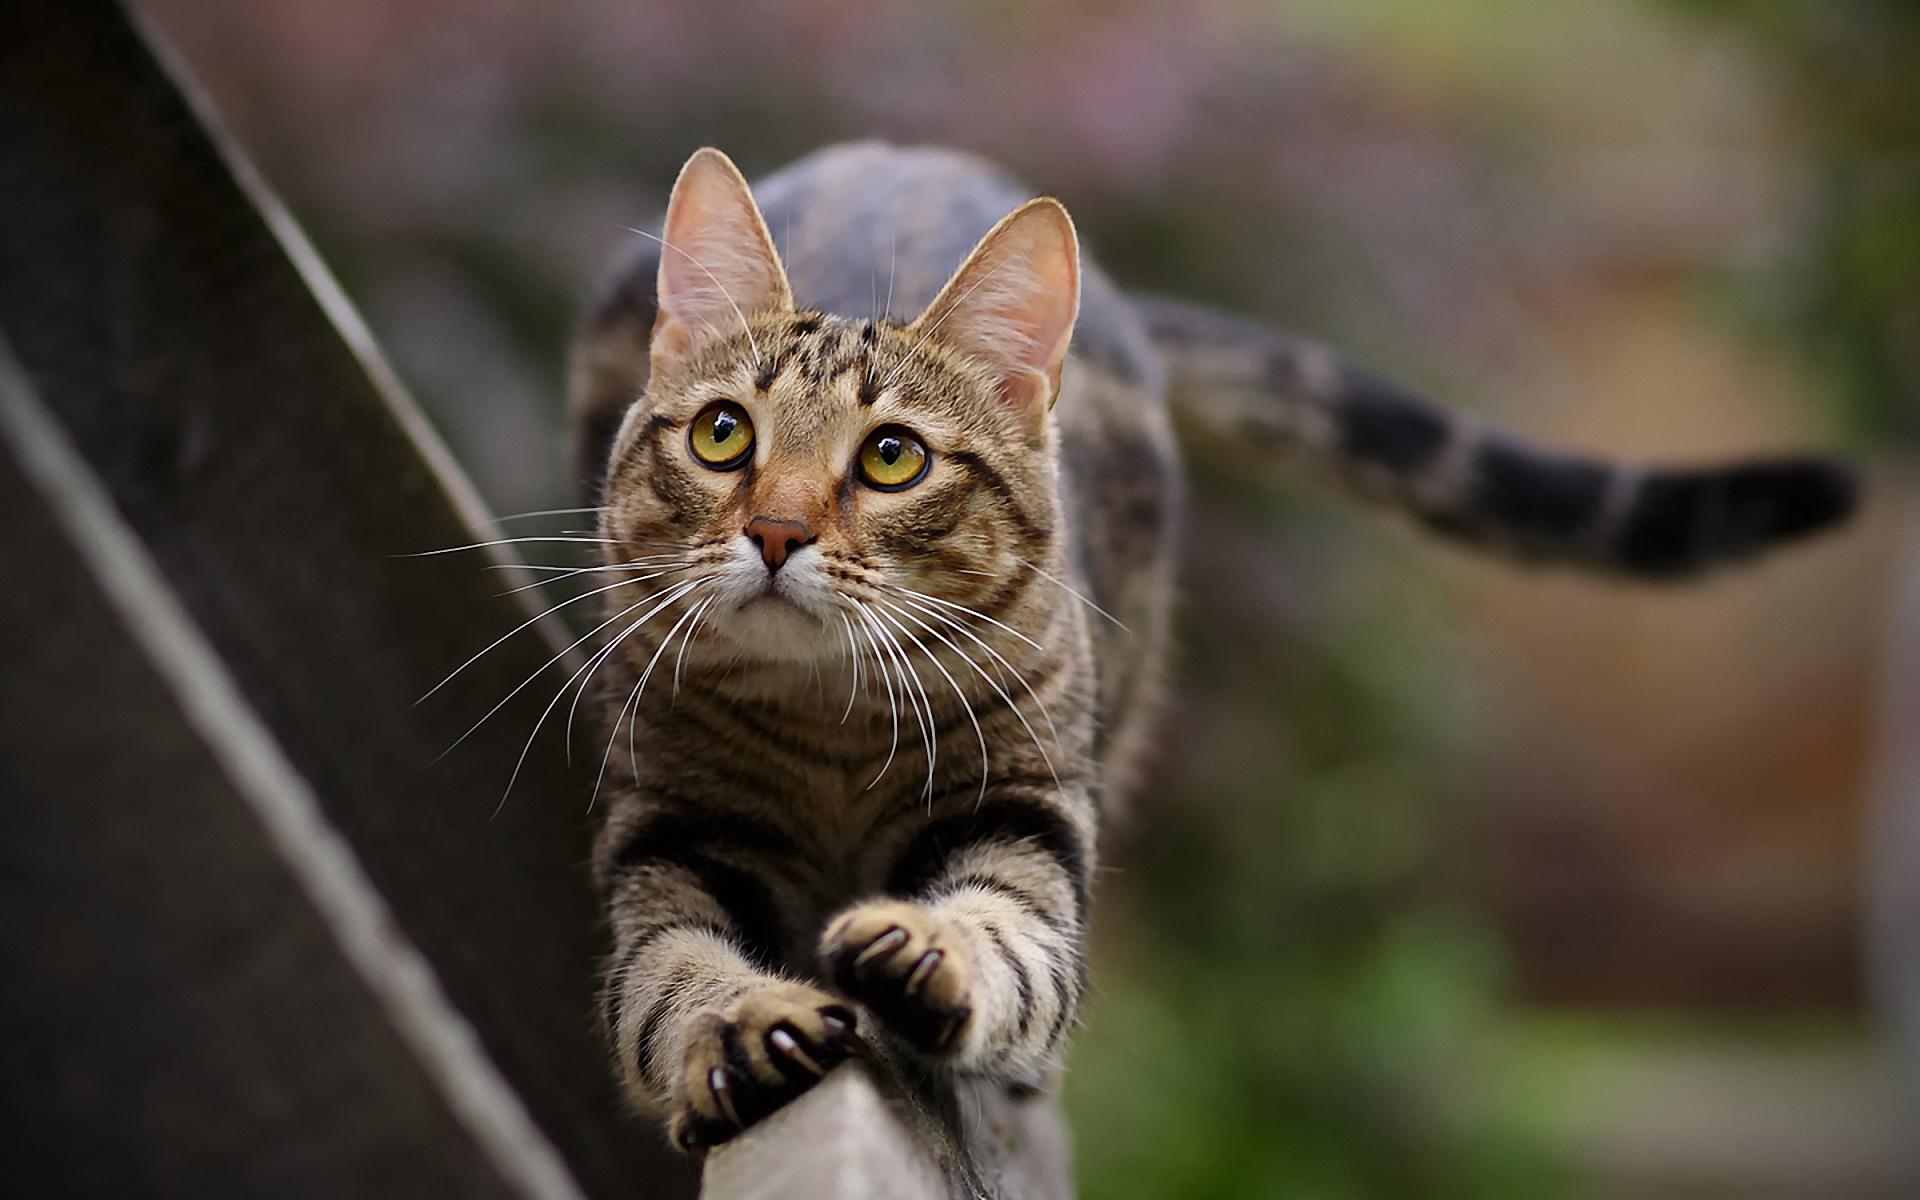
top-left (0, 1), bottom-right (685, 1194)
top-left (696, 1062), bottom-right (1071, 1200)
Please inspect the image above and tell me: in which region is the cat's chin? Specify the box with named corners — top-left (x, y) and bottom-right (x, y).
top-left (708, 594), bottom-right (841, 664)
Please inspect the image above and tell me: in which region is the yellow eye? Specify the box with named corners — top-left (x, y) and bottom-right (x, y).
top-left (688, 401), bottom-right (754, 469)
top-left (857, 427), bottom-right (930, 490)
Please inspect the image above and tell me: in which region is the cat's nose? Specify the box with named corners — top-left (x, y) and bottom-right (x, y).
top-left (745, 516), bottom-right (816, 570)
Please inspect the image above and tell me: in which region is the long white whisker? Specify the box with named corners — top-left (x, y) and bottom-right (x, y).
top-left (440, 585), bottom-right (665, 761)
top-left (421, 569), bottom-right (676, 705)
top-left (863, 608), bottom-right (937, 800)
top-left (493, 505), bottom-right (609, 522)
top-left (882, 595), bottom-right (1060, 792)
top-left (873, 600), bottom-right (990, 803)
top-left (866, 607), bottom-right (931, 760)
top-left (591, 586), bottom-right (711, 809)
top-left (1015, 557), bottom-right (1127, 630)
top-left (673, 596), bottom-right (716, 700)
top-left (889, 589), bottom-right (1061, 745)
top-left (481, 577), bottom-right (699, 817)
top-left (896, 586), bottom-right (1047, 653)
top-left (852, 604), bottom-right (903, 788)
top-left (565, 578), bottom-right (704, 758)
top-left (624, 227), bottom-right (763, 368)
top-left (837, 611), bottom-right (864, 722)
top-left (400, 535), bottom-right (621, 558)
top-left (495, 560), bottom-right (680, 597)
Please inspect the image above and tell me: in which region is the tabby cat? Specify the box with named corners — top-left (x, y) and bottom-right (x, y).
top-left (568, 143), bottom-right (1854, 1153)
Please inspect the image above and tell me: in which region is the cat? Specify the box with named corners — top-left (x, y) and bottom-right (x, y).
top-left (567, 142), bottom-right (1855, 1154)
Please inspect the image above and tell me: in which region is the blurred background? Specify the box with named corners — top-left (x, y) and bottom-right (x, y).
top-left (126, 0), bottom-right (1917, 1194)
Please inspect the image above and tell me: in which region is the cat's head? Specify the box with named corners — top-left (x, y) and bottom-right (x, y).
top-left (598, 148), bottom-right (1080, 670)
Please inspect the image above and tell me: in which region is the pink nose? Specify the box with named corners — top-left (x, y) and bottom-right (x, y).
top-left (745, 516), bottom-right (814, 570)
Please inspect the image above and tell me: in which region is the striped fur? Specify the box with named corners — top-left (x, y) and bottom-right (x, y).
top-left (1136, 296), bottom-right (1857, 577)
top-left (570, 143), bottom-right (1854, 1152)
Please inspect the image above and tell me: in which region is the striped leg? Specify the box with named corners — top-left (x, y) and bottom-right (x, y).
top-left (820, 796), bottom-right (1090, 1082)
top-left (601, 827), bottom-right (852, 1151)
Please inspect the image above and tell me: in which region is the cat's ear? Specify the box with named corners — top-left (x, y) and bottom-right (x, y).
top-left (911, 197), bottom-right (1080, 426)
top-left (652, 147), bottom-right (793, 365)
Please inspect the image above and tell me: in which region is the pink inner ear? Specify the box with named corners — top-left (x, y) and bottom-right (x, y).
top-left (654, 149), bottom-right (791, 358)
top-left (918, 199), bottom-right (1080, 416)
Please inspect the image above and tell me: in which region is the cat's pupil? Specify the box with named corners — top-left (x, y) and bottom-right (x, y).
top-left (878, 437), bottom-right (901, 464)
top-left (712, 413), bottom-right (736, 441)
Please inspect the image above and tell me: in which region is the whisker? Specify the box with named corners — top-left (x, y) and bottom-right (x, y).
top-left (896, 586), bottom-right (1047, 654)
top-left (492, 505), bottom-right (609, 523)
top-left (862, 607), bottom-right (937, 800)
top-left (484, 558), bottom-right (671, 576)
top-left (888, 589), bottom-right (1061, 745)
top-left (400, 535), bottom-right (619, 558)
top-left (673, 596), bottom-right (716, 700)
top-left (1014, 557), bottom-right (1127, 631)
top-left (490, 577), bottom-right (704, 816)
top-left (837, 611), bottom-right (864, 722)
top-left (449, 585), bottom-right (663, 769)
top-left (495, 561), bottom-right (680, 597)
top-left (591, 585), bottom-right (712, 809)
top-left (565, 578), bottom-right (704, 761)
top-left (851, 603), bottom-right (903, 788)
top-left (419, 569), bottom-right (674, 705)
top-left (872, 600), bottom-right (990, 803)
top-left (624, 226), bottom-right (763, 368)
top-left (882, 595), bottom-right (1060, 792)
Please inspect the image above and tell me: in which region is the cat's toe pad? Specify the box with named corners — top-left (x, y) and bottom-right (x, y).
top-left (669, 983), bottom-right (854, 1152)
top-left (820, 900), bottom-right (972, 1055)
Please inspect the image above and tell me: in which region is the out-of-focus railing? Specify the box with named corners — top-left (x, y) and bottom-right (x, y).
top-left (1868, 498), bottom-right (1920, 1188)
top-left (0, 3), bottom-right (1076, 1196)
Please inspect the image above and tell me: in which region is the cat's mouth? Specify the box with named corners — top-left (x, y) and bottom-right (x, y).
top-left (697, 543), bottom-right (846, 662)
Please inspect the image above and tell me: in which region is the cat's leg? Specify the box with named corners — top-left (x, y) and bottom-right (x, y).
top-left (600, 820), bottom-right (851, 1151)
top-left (819, 794), bottom-right (1091, 1083)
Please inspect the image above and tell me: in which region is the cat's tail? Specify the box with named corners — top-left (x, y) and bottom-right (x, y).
top-left (1134, 295), bottom-right (1858, 578)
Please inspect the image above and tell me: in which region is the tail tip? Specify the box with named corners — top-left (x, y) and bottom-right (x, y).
top-left (1616, 455), bottom-right (1860, 577)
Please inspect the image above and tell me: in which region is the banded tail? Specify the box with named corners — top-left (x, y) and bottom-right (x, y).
top-left (1137, 296), bottom-right (1858, 578)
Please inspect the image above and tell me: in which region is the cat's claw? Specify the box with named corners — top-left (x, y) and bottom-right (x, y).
top-left (669, 984), bottom-right (855, 1152)
top-left (820, 900), bottom-right (974, 1056)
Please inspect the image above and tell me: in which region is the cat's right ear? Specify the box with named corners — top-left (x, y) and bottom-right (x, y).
top-left (910, 197), bottom-right (1079, 433)
top-left (652, 148), bottom-right (793, 367)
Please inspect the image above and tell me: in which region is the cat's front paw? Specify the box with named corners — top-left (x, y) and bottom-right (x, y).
top-left (669, 982), bottom-right (855, 1152)
top-left (820, 900), bottom-right (973, 1056)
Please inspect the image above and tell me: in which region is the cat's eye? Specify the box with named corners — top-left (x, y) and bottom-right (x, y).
top-left (857, 426), bottom-right (930, 491)
top-left (687, 401), bottom-right (755, 470)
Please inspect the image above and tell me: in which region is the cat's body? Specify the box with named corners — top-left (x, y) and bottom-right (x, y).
top-left (569, 143), bottom-right (1854, 1153)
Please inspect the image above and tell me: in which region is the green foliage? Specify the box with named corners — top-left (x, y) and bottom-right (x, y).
top-left (1065, 477), bottom-right (1564, 1199)
top-left (1664, 0), bottom-right (1920, 441)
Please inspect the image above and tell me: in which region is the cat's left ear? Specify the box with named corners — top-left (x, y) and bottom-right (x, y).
top-left (911, 197), bottom-right (1080, 429)
top-left (652, 147), bottom-right (794, 366)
